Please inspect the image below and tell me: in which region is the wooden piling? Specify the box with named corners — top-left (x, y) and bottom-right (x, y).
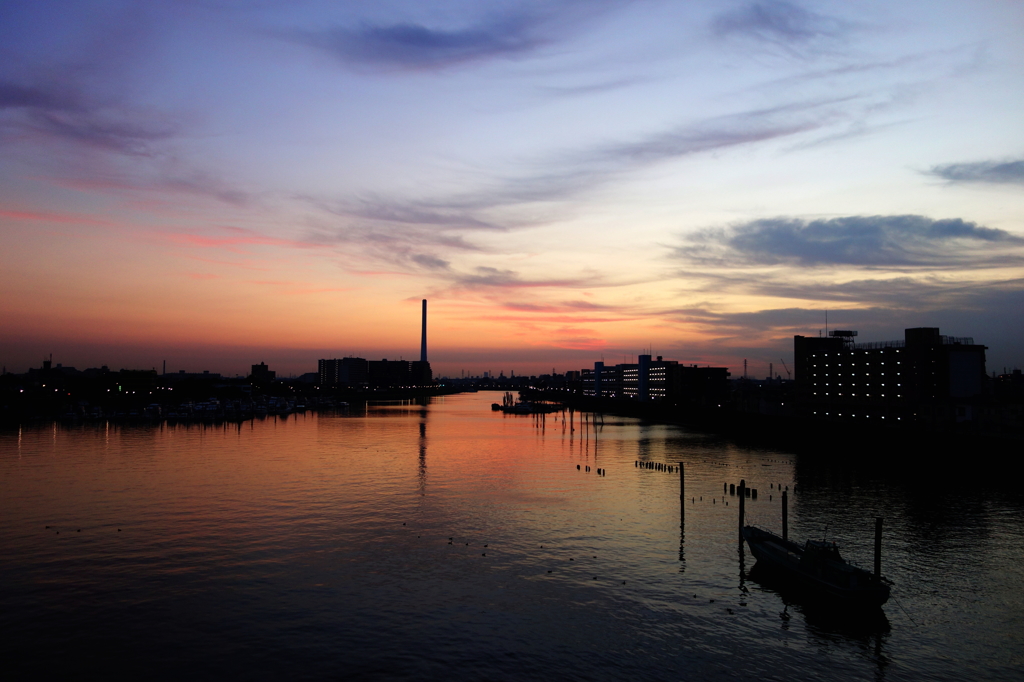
top-left (874, 517), bottom-right (883, 579)
top-left (781, 490), bottom-right (788, 541)
top-left (679, 462), bottom-right (684, 501)
top-left (738, 479), bottom-right (745, 543)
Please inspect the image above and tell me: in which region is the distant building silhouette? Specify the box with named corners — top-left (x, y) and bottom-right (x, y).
top-left (368, 359), bottom-right (410, 388)
top-left (581, 355), bottom-right (729, 404)
top-left (164, 369), bottom-right (221, 383)
top-left (318, 357), bottom-right (368, 387)
top-left (411, 360), bottom-right (432, 386)
top-left (250, 362), bottom-right (276, 383)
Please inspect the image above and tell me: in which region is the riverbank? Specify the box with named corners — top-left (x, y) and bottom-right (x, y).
top-left (519, 388), bottom-right (1024, 458)
top-left (0, 380), bottom-right (468, 427)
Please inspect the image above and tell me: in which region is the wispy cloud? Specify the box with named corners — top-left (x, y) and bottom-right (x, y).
top-left (536, 76), bottom-right (646, 98)
top-left (0, 207), bottom-right (120, 228)
top-left (0, 82), bottom-right (78, 110)
top-left (290, 1), bottom-right (627, 72)
top-left (591, 100), bottom-right (839, 166)
top-left (27, 110), bottom-right (174, 156)
top-left (0, 79), bottom-right (174, 156)
top-left (676, 215), bottom-right (1024, 269)
top-left (449, 266), bottom-right (604, 290)
top-left (410, 253), bottom-right (451, 270)
top-left (313, 96), bottom-right (848, 249)
top-left (47, 167), bottom-right (254, 208)
top-left (713, 1), bottom-right (850, 53)
top-left (675, 267), bottom-right (1024, 311)
top-left (321, 196), bottom-right (503, 231)
top-left (294, 13), bottom-right (547, 71)
top-left (928, 158), bottom-right (1024, 185)
top-left (163, 226), bottom-right (324, 253)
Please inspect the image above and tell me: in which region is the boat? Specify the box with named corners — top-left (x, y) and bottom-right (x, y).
top-left (742, 525), bottom-right (890, 608)
top-left (493, 391), bottom-right (563, 414)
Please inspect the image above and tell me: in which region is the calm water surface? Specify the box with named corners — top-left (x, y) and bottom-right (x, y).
top-left (2, 392), bottom-right (1022, 680)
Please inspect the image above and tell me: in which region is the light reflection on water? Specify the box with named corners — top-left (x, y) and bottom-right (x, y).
top-left (2, 392), bottom-right (1022, 680)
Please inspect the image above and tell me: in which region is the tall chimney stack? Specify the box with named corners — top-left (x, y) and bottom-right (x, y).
top-left (420, 299), bottom-right (428, 363)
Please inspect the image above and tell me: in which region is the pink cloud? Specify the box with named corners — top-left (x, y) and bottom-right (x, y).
top-left (185, 256), bottom-right (271, 271)
top-left (161, 226), bottom-right (324, 252)
top-left (0, 207), bottom-right (118, 227)
top-left (349, 269), bottom-right (417, 277)
top-left (247, 280), bottom-right (354, 295)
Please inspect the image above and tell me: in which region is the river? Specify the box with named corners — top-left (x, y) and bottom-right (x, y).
top-left (2, 391), bottom-right (1021, 680)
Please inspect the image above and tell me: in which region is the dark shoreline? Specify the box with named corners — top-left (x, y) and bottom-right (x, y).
top-left (0, 385), bottom-right (468, 428)
top-left (519, 388), bottom-right (1024, 458)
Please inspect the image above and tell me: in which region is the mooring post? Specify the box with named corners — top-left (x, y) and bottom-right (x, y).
top-left (782, 490), bottom-right (788, 541)
top-left (679, 462), bottom-right (684, 501)
top-left (738, 479), bottom-right (746, 544)
top-left (874, 517), bottom-right (883, 579)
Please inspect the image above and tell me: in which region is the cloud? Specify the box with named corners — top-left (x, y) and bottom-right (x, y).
top-left (296, 14), bottom-right (546, 70)
top-left (290, 1), bottom-right (634, 71)
top-left (161, 173), bottom-right (252, 206)
top-left (330, 96), bottom-right (848, 240)
top-left (163, 225), bottom-right (323, 253)
top-left (410, 253), bottom-right (450, 270)
top-left (536, 77), bottom-right (646, 98)
top-left (0, 82), bottom-right (78, 110)
top-left (501, 96), bottom-right (853, 207)
top-left (441, 265), bottom-right (616, 292)
top-left (28, 111), bottom-right (174, 156)
top-left (678, 215), bottom-right (1024, 268)
top-left (0, 79), bottom-right (174, 156)
top-left (713, 1), bottom-right (849, 49)
top-left (0, 207), bottom-right (119, 228)
top-left (47, 168), bottom-right (254, 208)
top-left (293, 96), bottom-right (853, 288)
top-left (328, 196), bottom-right (503, 230)
top-left (456, 266), bottom-right (526, 287)
top-left (657, 281), bottom-right (1024, 369)
top-left (497, 299), bottom-right (622, 313)
top-left (594, 103), bottom-right (830, 166)
top-left (928, 159), bottom-right (1024, 185)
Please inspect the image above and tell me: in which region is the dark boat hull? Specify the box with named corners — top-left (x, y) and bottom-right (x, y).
top-left (743, 526), bottom-right (890, 608)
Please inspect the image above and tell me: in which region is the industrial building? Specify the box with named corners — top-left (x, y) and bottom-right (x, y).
top-left (317, 299), bottom-right (432, 389)
top-left (794, 327), bottom-right (987, 425)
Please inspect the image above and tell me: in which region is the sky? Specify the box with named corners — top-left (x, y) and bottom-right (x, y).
top-left (1, 0), bottom-right (1022, 378)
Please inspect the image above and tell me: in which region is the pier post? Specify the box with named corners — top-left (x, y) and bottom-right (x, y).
top-left (679, 462), bottom-right (684, 501)
top-left (738, 479), bottom-right (745, 544)
top-left (781, 490), bottom-right (788, 541)
top-left (874, 517), bottom-right (883, 579)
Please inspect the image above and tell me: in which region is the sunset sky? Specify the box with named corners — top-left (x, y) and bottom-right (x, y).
top-left (2, 0), bottom-right (1022, 378)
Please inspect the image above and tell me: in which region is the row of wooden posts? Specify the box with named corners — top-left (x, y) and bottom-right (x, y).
top-left (674, 463), bottom-right (883, 579)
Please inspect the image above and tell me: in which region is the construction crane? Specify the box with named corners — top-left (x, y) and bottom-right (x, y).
top-left (779, 359), bottom-right (792, 380)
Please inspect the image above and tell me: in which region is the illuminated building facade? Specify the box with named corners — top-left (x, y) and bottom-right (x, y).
top-left (795, 327), bottom-right (987, 424)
